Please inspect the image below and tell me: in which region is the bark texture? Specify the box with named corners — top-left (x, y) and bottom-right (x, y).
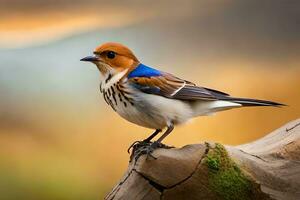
top-left (105, 119), bottom-right (300, 200)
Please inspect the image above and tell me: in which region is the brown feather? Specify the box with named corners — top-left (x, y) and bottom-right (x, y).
top-left (128, 73), bottom-right (217, 100)
top-left (93, 42), bottom-right (139, 72)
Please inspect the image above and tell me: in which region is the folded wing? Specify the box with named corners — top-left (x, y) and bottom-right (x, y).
top-left (127, 63), bottom-right (283, 106)
top-left (128, 72), bottom-right (224, 101)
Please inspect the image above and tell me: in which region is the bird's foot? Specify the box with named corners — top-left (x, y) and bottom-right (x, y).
top-left (129, 141), bottom-right (173, 162)
top-left (127, 140), bottom-right (151, 154)
top-left (132, 141), bottom-right (159, 162)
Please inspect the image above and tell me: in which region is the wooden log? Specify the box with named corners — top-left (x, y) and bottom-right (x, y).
top-left (105, 119), bottom-right (300, 200)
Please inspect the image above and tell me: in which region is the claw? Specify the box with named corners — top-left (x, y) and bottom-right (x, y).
top-left (127, 140), bottom-right (140, 153)
top-left (127, 139), bottom-right (152, 154)
top-left (129, 141), bottom-right (174, 162)
top-left (133, 141), bottom-right (160, 162)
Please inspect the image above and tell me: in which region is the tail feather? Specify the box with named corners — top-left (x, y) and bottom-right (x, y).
top-left (225, 97), bottom-right (285, 107)
top-left (205, 88), bottom-right (285, 107)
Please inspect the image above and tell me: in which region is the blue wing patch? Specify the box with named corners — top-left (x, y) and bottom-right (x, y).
top-left (127, 63), bottom-right (162, 78)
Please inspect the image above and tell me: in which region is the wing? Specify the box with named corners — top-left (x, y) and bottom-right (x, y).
top-left (128, 72), bottom-right (228, 101)
top-left (126, 63), bottom-right (231, 101)
top-left (126, 64), bottom-right (284, 106)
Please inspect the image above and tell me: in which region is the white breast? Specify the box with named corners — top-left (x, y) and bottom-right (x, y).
top-left (99, 73), bottom-right (193, 129)
top-left (94, 60), bottom-right (198, 130)
top-left (99, 69), bottom-right (132, 112)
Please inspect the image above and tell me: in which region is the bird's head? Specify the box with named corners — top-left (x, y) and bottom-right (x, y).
top-left (81, 42), bottom-right (139, 76)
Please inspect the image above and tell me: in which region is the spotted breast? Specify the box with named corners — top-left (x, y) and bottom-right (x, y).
top-left (100, 81), bottom-right (135, 112)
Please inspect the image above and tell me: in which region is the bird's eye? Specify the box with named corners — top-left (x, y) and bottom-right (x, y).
top-left (107, 51), bottom-right (116, 59)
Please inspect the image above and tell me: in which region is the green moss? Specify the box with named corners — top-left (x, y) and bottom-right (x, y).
top-left (206, 155), bottom-right (220, 170)
top-left (204, 143), bottom-right (255, 200)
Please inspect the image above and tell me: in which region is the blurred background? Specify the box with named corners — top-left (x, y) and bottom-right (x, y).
top-left (0, 0), bottom-right (299, 199)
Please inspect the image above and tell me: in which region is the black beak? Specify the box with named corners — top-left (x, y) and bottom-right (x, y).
top-left (80, 55), bottom-right (99, 62)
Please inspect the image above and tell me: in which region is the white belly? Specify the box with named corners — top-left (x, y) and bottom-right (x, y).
top-left (99, 70), bottom-right (240, 130)
top-left (114, 92), bottom-right (194, 129)
top-left (102, 84), bottom-right (241, 130)
top-left (100, 74), bottom-right (194, 129)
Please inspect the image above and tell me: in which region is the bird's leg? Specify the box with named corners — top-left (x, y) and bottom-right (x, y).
top-left (133, 124), bottom-right (174, 161)
top-left (156, 124), bottom-right (174, 143)
top-left (144, 129), bottom-right (162, 143)
top-left (127, 129), bottom-right (161, 153)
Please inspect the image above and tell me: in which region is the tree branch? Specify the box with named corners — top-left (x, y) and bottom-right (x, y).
top-left (105, 119), bottom-right (300, 200)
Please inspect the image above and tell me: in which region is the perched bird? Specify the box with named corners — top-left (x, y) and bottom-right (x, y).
top-left (81, 42), bottom-right (283, 155)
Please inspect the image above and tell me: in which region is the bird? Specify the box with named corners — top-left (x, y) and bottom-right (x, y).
top-left (81, 42), bottom-right (284, 157)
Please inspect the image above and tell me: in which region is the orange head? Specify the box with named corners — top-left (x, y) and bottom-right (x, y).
top-left (81, 42), bottom-right (139, 75)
